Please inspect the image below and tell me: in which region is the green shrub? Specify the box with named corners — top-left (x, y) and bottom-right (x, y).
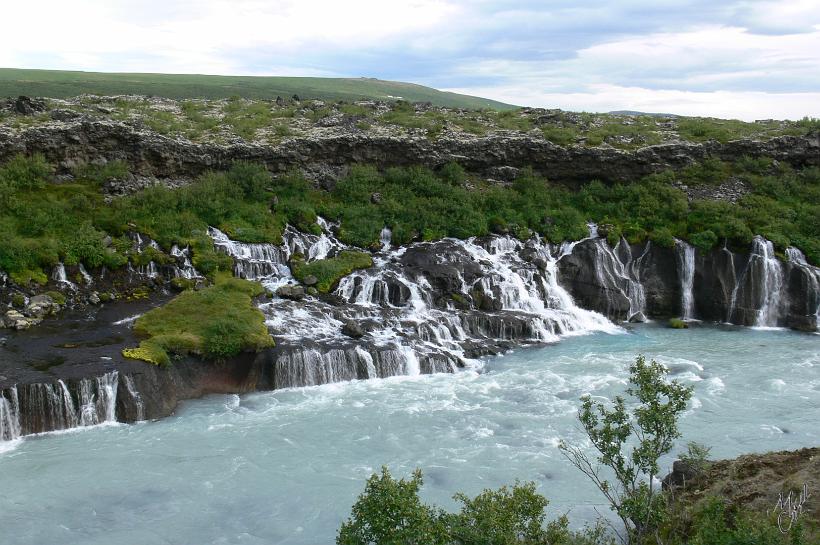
top-left (338, 468), bottom-right (447, 545)
top-left (676, 497), bottom-right (808, 545)
top-left (11, 293), bottom-right (25, 307)
top-left (9, 269), bottom-right (48, 285)
top-left (690, 230), bottom-right (719, 252)
top-left (542, 126), bottom-right (578, 146)
top-left (0, 153), bottom-right (51, 192)
top-left (679, 441), bottom-right (711, 475)
top-left (338, 468), bottom-right (578, 545)
top-left (446, 482), bottom-right (571, 545)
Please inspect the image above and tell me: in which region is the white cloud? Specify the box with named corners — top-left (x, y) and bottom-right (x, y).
top-left (1, 1), bottom-right (819, 119)
top-left (446, 83), bottom-right (820, 120)
top-left (0, 0), bottom-right (459, 73)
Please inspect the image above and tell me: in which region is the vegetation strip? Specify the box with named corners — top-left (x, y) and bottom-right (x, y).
top-left (1, 151), bottom-right (818, 288)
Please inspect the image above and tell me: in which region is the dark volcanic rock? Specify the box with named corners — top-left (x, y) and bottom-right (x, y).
top-left (557, 240), bottom-right (631, 320)
top-left (1, 120), bottom-right (818, 190)
top-left (400, 241), bottom-right (483, 297)
top-left (634, 243), bottom-right (681, 317)
top-left (341, 319), bottom-right (365, 338)
top-left (14, 96), bottom-right (47, 116)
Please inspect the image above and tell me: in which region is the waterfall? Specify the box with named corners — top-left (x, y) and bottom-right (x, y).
top-left (725, 237), bottom-right (790, 327)
top-left (78, 372), bottom-right (119, 426)
top-left (0, 372), bottom-right (122, 443)
top-left (787, 247), bottom-right (820, 330)
top-left (52, 263), bottom-right (77, 290)
top-left (211, 227), bottom-right (291, 281)
top-left (215, 225), bottom-right (620, 390)
top-left (0, 387), bottom-right (21, 442)
top-left (752, 238), bottom-right (784, 327)
top-left (380, 227), bottom-right (392, 252)
top-left (170, 245), bottom-right (199, 279)
top-left (676, 239), bottom-right (696, 320)
top-left (211, 220), bottom-right (346, 285)
top-left (78, 264), bottom-right (94, 285)
top-left (123, 376), bottom-right (145, 421)
top-left (584, 238), bottom-right (647, 321)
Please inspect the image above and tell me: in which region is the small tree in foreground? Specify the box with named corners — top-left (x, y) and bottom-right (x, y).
top-left (337, 468), bottom-right (447, 545)
top-left (337, 467), bottom-right (578, 545)
top-left (559, 356), bottom-right (693, 545)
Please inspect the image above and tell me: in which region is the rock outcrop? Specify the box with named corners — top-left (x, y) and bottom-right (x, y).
top-left (1, 120), bottom-right (818, 189)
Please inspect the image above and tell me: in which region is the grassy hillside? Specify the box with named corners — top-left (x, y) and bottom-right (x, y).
top-left (0, 68), bottom-right (514, 110)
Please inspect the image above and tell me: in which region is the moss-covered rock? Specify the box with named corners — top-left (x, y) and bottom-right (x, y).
top-left (291, 251), bottom-right (373, 293)
top-left (122, 274), bottom-right (273, 365)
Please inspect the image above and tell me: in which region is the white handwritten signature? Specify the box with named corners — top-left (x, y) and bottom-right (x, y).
top-left (767, 483), bottom-right (810, 533)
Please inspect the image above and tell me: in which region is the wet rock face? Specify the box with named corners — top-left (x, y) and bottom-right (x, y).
top-left (1, 120), bottom-right (818, 189)
top-left (693, 247), bottom-right (740, 323)
top-left (635, 244), bottom-right (681, 317)
top-left (557, 236), bottom-right (820, 329)
top-left (400, 241), bottom-right (483, 296)
top-left (557, 240), bottom-right (632, 320)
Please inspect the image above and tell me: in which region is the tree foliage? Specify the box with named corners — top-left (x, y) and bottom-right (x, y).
top-left (559, 356), bottom-right (693, 544)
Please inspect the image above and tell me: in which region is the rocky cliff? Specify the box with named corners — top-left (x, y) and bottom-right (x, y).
top-left (1, 118), bottom-right (818, 189)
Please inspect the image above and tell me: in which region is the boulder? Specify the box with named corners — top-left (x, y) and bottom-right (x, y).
top-left (302, 275), bottom-right (318, 287)
top-left (50, 109), bottom-right (81, 122)
top-left (14, 96), bottom-right (46, 116)
top-left (28, 294), bottom-right (54, 306)
top-left (341, 319), bottom-right (365, 338)
top-left (662, 460), bottom-right (701, 490)
top-left (276, 285), bottom-right (306, 301)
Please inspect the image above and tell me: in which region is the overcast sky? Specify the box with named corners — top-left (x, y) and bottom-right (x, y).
top-left (3, 0), bottom-right (819, 120)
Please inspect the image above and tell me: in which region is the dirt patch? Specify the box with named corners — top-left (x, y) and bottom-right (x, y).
top-left (671, 447), bottom-right (819, 526)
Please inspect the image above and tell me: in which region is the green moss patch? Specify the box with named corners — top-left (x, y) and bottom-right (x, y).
top-left (668, 318), bottom-right (689, 329)
top-left (292, 251), bottom-right (373, 293)
top-left (44, 291), bottom-right (67, 305)
top-left (122, 274), bottom-right (273, 365)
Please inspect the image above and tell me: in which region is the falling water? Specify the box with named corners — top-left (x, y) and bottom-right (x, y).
top-left (51, 263), bottom-right (77, 290)
top-left (676, 239), bottom-right (696, 320)
top-left (786, 247), bottom-right (820, 330)
top-left (380, 227), bottom-right (392, 252)
top-left (586, 238), bottom-right (647, 321)
top-left (78, 372), bottom-right (119, 427)
top-left (170, 245), bottom-right (200, 279)
top-left (0, 387), bottom-right (21, 442)
top-left (0, 372), bottom-right (121, 443)
top-left (78, 264), bottom-right (93, 285)
top-left (123, 376), bottom-right (145, 421)
top-left (753, 238), bottom-right (784, 327)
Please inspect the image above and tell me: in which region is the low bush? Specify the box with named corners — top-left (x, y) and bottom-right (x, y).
top-left (337, 468), bottom-right (578, 545)
top-left (1, 150), bottom-right (818, 282)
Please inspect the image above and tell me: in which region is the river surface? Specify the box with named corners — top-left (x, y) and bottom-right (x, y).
top-left (1, 324), bottom-right (818, 545)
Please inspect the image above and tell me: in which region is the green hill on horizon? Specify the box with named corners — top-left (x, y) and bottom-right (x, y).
top-left (0, 68), bottom-right (515, 110)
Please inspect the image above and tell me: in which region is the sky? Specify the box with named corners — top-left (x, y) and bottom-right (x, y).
top-left (2, 0), bottom-right (819, 120)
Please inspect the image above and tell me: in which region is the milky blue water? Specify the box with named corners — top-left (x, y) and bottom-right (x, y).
top-left (1, 324), bottom-right (818, 545)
